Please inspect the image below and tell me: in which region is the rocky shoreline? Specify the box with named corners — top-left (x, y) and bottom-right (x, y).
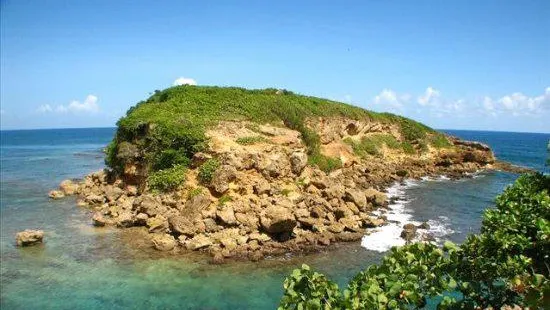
top-left (45, 120), bottom-right (501, 264)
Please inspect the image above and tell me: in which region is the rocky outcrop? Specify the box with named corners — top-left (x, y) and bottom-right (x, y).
top-left (50, 119), bottom-right (499, 262)
top-left (15, 230), bottom-right (44, 247)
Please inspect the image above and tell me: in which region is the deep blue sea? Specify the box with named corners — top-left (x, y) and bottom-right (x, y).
top-left (1, 128), bottom-right (549, 309)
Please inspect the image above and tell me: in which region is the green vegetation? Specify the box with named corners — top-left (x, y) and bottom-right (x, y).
top-left (308, 153), bottom-right (343, 173)
top-left (198, 158), bottom-right (220, 184)
top-left (279, 173), bottom-right (550, 309)
top-left (107, 86), bottom-right (452, 180)
top-left (218, 194), bottom-right (233, 206)
top-left (148, 164), bottom-right (187, 192)
top-left (187, 187), bottom-right (203, 199)
top-left (344, 133), bottom-right (443, 158)
top-left (429, 135), bottom-right (452, 148)
top-left (235, 136), bottom-right (267, 145)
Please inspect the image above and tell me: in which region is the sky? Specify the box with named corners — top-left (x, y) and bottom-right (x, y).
top-left (1, 0), bottom-right (549, 132)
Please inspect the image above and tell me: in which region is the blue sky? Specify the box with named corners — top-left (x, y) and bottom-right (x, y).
top-left (1, 0), bottom-right (549, 132)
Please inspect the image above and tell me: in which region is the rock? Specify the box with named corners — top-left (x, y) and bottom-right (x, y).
top-left (59, 179), bottom-right (79, 195)
top-left (334, 206), bottom-right (353, 220)
top-left (364, 188), bottom-right (387, 207)
top-left (344, 189), bottom-right (367, 209)
top-left (211, 165), bottom-right (237, 194)
top-left (48, 190), bottom-right (65, 199)
top-left (400, 223), bottom-right (417, 241)
top-left (262, 153), bottom-right (290, 178)
top-left (151, 234), bottom-right (176, 251)
top-left (253, 179), bottom-right (271, 195)
top-left (92, 212), bottom-right (107, 227)
top-left (168, 216), bottom-right (197, 236)
top-left (185, 234), bottom-right (213, 250)
top-left (85, 194), bottom-right (104, 205)
top-left (191, 152), bottom-right (212, 168)
top-left (183, 193), bottom-right (212, 213)
top-left (15, 230), bottom-right (44, 247)
top-left (211, 252), bottom-right (225, 264)
top-left (135, 213), bottom-right (149, 226)
top-left (249, 232), bottom-right (272, 243)
top-left (137, 195), bottom-right (165, 217)
top-left (290, 152), bottom-right (308, 174)
top-left (249, 251), bottom-right (264, 262)
top-left (217, 206), bottom-right (237, 226)
top-left (260, 205), bottom-right (296, 233)
top-left (146, 216), bottom-right (168, 233)
top-left (104, 186), bottom-right (124, 202)
top-left (126, 185), bottom-right (138, 196)
top-left (324, 184), bottom-right (345, 200)
top-left (418, 222), bottom-right (430, 230)
top-left (116, 211), bottom-right (134, 228)
top-left (204, 218), bottom-right (220, 232)
top-left (235, 212), bottom-right (259, 230)
top-left (327, 223), bottom-right (345, 233)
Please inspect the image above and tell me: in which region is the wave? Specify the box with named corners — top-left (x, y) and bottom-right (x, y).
top-left (360, 178), bottom-right (455, 252)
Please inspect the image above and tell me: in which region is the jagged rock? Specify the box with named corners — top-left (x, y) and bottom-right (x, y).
top-left (262, 153), bottom-right (290, 178)
top-left (249, 232), bottom-right (272, 243)
top-left (183, 194), bottom-right (211, 212)
top-left (85, 194), bottom-right (104, 205)
top-left (135, 213), bottom-right (149, 226)
top-left (191, 152), bottom-right (212, 168)
top-left (290, 152), bottom-right (308, 174)
top-left (324, 184), bottom-right (345, 200)
top-left (168, 216), bottom-right (197, 236)
top-left (211, 252), bottom-right (225, 264)
top-left (211, 165), bottom-right (237, 194)
top-left (92, 212), bottom-right (107, 227)
top-left (203, 218), bottom-right (220, 232)
top-left (146, 215), bottom-right (167, 233)
top-left (418, 222), bottom-right (430, 230)
top-left (126, 185), bottom-right (138, 196)
top-left (48, 190), bottom-right (65, 199)
top-left (253, 179), bottom-right (271, 195)
top-left (344, 189), bottom-right (367, 209)
top-left (260, 205), bottom-right (296, 233)
top-left (327, 223), bottom-right (345, 233)
top-left (217, 206), bottom-right (237, 226)
top-left (400, 223), bottom-right (417, 241)
top-left (15, 230), bottom-right (44, 246)
top-left (185, 234), bottom-right (213, 250)
top-left (104, 186), bottom-right (124, 202)
top-left (364, 188), bottom-right (387, 207)
top-left (59, 179), bottom-right (79, 195)
top-left (235, 212), bottom-right (259, 230)
top-left (334, 205), bottom-right (353, 220)
top-left (116, 211), bottom-right (134, 228)
top-left (151, 234), bottom-right (176, 251)
top-left (137, 195), bottom-right (165, 217)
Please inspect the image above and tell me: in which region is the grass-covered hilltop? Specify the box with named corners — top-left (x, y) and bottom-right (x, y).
top-left (50, 85), bottom-right (498, 262)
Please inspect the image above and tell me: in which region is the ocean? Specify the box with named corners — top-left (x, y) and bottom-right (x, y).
top-left (1, 128), bottom-right (549, 309)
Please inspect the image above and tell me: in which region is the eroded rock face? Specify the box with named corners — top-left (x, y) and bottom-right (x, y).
top-left (15, 230), bottom-right (44, 247)
top-left (54, 118), bottom-right (497, 262)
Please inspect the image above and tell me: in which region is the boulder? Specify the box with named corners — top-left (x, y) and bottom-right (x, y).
top-left (290, 152), bottom-right (308, 174)
top-left (185, 234), bottom-right (213, 250)
top-left (168, 216), bottom-right (197, 236)
top-left (344, 189), bottom-right (367, 209)
top-left (48, 190), bottom-right (65, 199)
top-left (211, 165), bottom-right (237, 194)
top-left (59, 179), bottom-right (79, 195)
top-left (183, 194), bottom-right (211, 213)
top-left (217, 206), bottom-right (237, 226)
top-left (116, 211), bottom-right (134, 228)
top-left (137, 195), bottom-right (165, 217)
top-left (15, 230), bottom-right (44, 247)
top-left (262, 153), bottom-right (290, 178)
top-left (151, 234), bottom-right (176, 251)
top-left (235, 212), bottom-right (259, 230)
top-left (92, 212), bottom-right (107, 227)
top-left (135, 213), bottom-right (149, 226)
top-left (260, 205), bottom-right (296, 233)
top-left (85, 193), bottom-right (104, 205)
top-left (400, 223), bottom-right (417, 241)
top-left (364, 188), bottom-right (387, 207)
top-left (146, 215), bottom-right (168, 233)
top-left (203, 218), bottom-right (220, 232)
top-left (253, 179), bottom-right (271, 195)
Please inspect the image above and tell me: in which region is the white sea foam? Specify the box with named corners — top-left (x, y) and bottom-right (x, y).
top-left (361, 178), bottom-right (455, 252)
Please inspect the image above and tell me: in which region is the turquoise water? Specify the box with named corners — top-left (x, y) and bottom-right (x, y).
top-left (1, 128), bottom-right (548, 309)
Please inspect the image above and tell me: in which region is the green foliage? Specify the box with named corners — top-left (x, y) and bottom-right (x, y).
top-left (235, 136), bottom-right (267, 145)
top-left (152, 148), bottom-right (190, 170)
top-left (308, 153), bottom-right (342, 173)
top-left (429, 134), bottom-right (452, 148)
top-left (281, 188), bottom-right (292, 197)
top-left (187, 187), bottom-right (202, 199)
top-left (148, 164), bottom-right (187, 192)
top-left (279, 173), bottom-right (550, 309)
top-left (278, 264), bottom-right (343, 310)
top-left (218, 194), bottom-right (233, 206)
top-left (401, 142), bottom-right (415, 154)
top-left (198, 158), bottom-right (220, 184)
top-left (108, 86), bottom-right (442, 178)
top-left (345, 134), bottom-right (421, 158)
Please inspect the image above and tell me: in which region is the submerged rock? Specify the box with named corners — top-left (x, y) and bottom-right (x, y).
top-left (15, 230), bottom-right (44, 247)
top-left (400, 223), bottom-right (417, 242)
top-left (151, 234), bottom-right (176, 251)
top-left (48, 190), bottom-right (65, 199)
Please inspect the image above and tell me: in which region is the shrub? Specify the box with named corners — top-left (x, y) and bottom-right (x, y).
top-left (218, 195), bottom-right (233, 206)
top-left (152, 148), bottom-right (190, 170)
top-left (279, 173), bottom-right (550, 309)
top-left (401, 142), bottom-right (415, 154)
top-left (235, 136), bottom-right (267, 145)
top-left (198, 159), bottom-right (220, 184)
top-left (187, 187), bottom-right (203, 199)
top-left (430, 134), bottom-right (452, 148)
top-left (308, 153), bottom-right (342, 173)
top-left (148, 164), bottom-right (187, 192)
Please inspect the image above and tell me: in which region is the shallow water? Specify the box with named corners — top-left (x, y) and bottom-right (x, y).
top-left (1, 128), bottom-right (548, 309)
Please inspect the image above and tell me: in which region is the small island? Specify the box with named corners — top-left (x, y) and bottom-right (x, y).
top-left (50, 86), bottom-right (499, 263)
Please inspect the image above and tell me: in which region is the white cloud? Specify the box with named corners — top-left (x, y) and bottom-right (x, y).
top-left (37, 104), bottom-right (53, 113)
top-left (36, 95), bottom-right (100, 114)
top-left (373, 89), bottom-right (409, 111)
top-left (417, 87), bottom-right (441, 106)
top-left (482, 87), bottom-right (550, 116)
top-left (173, 77), bottom-right (197, 86)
